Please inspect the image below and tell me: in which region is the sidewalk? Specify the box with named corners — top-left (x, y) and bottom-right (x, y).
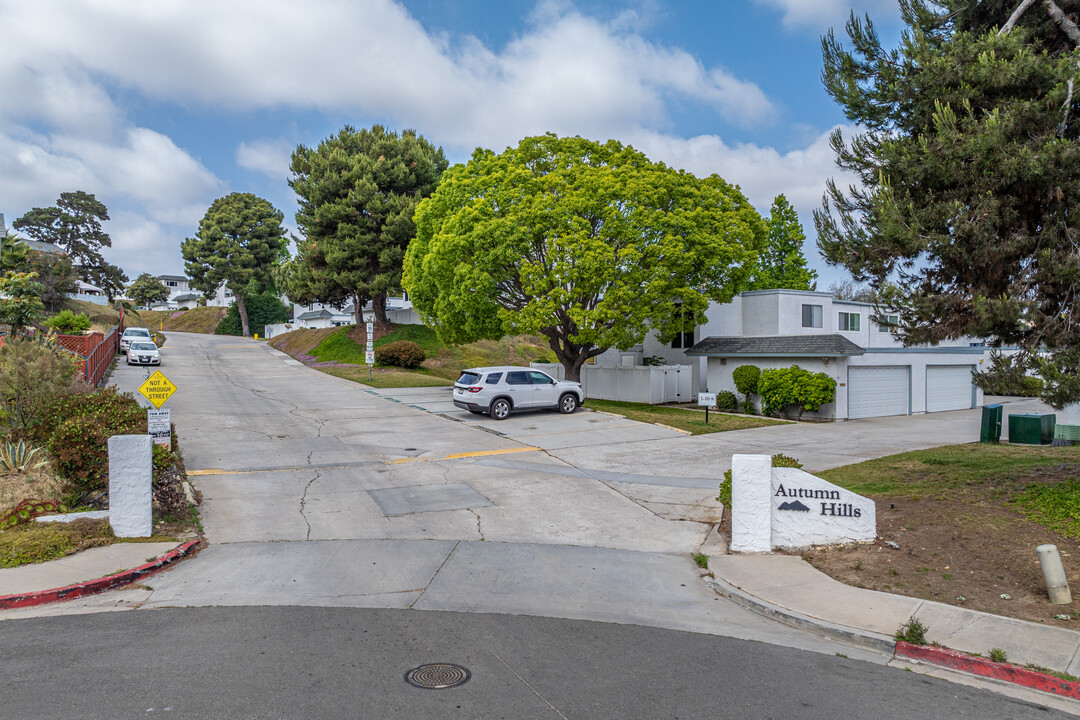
top-left (707, 553), bottom-right (1080, 699)
top-left (0, 541), bottom-right (197, 609)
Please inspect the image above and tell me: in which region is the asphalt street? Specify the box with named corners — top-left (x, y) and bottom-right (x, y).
top-left (2, 607), bottom-right (1066, 719)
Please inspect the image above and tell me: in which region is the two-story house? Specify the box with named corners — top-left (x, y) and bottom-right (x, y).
top-left (683, 289), bottom-right (984, 420)
top-left (597, 288), bottom-right (985, 420)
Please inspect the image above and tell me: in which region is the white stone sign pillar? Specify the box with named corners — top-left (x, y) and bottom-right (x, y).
top-left (108, 434), bottom-right (153, 537)
top-left (730, 454), bottom-right (773, 553)
top-left (729, 454), bottom-right (876, 553)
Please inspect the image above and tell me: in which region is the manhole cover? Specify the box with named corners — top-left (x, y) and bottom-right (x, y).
top-left (404, 663), bottom-right (471, 689)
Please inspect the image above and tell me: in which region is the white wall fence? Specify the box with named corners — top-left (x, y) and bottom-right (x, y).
top-left (531, 363), bottom-right (692, 404)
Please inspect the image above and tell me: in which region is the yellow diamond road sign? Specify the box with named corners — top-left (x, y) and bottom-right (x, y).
top-left (138, 370), bottom-right (177, 408)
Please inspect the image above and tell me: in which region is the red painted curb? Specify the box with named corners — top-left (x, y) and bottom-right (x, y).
top-left (0, 540), bottom-right (201, 610)
top-left (896, 640), bottom-right (1080, 699)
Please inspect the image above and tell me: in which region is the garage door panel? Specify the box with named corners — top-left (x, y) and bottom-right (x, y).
top-left (848, 366), bottom-right (909, 419)
top-left (926, 365), bottom-right (975, 413)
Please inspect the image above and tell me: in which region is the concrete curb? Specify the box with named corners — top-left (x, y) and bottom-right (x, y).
top-left (706, 574), bottom-right (1080, 700)
top-left (0, 540), bottom-right (200, 610)
top-left (895, 641), bottom-right (1080, 700)
top-left (703, 575), bottom-right (897, 654)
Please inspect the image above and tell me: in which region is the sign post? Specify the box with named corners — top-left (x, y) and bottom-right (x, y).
top-left (138, 371), bottom-right (177, 449)
top-left (697, 392), bottom-right (716, 424)
top-left (366, 321), bottom-right (375, 380)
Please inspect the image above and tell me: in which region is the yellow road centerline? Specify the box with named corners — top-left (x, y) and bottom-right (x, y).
top-left (391, 446), bottom-right (541, 464)
top-left (188, 445), bottom-right (541, 476)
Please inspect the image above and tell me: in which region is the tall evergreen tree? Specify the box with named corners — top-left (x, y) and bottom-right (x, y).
top-left (748, 194), bottom-right (817, 291)
top-left (13, 191), bottom-right (128, 301)
top-left (182, 193), bottom-right (287, 337)
top-left (289, 125), bottom-right (448, 327)
top-left (815, 0), bottom-right (1080, 405)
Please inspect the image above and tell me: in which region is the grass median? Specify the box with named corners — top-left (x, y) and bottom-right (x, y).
top-left (585, 399), bottom-right (788, 435)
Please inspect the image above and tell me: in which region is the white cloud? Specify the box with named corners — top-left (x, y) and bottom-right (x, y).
top-left (752, 0), bottom-right (900, 30)
top-left (0, 0), bottom-right (775, 149)
top-left (236, 138), bottom-right (296, 180)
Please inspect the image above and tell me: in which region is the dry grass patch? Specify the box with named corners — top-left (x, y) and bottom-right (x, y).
top-left (0, 518), bottom-right (116, 568)
top-left (0, 466), bottom-right (66, 510)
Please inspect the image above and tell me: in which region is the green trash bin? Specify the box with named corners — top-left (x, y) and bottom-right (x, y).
top-left (1008, 413), bottom-right (1056, 445)
top-left (980, 404), bottom-right (1002, 443)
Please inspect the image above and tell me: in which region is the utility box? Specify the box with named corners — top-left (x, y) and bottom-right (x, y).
top-left (1009, 413), bottom-right (1056, 445)
top-left (980, 404), bottom-right (1003, 443)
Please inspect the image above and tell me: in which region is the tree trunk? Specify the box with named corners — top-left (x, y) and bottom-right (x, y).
top-left (236, 293), bottom-right (250, 337)
top-left (352, 292), bottom-right (363, 327)
top-left (373, 292), bottom-right (389, 327)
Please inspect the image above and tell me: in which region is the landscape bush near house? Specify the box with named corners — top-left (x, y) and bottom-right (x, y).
top-left (214, 293), bottom-right (290, 336)
top-left (757, 366), bottom-right (836, 419)
top-left (715, 391), bottom-right (737, 412)
top-left (375, 340), bottom-right (426, 369)
top-left (717, 453), bottom-right (803, 511)
top-left (973, 350), bottom-right (1044, 397)
top-left (42, 310), bottom-right (93, 335)
top-left (732, 365), bottom-right (760, 400)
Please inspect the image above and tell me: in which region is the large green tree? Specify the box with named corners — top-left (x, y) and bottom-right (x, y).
top-left (288, 125), bottom-right (448, 326)
top-left (13, 191), bottom-right (128, 301)
top-left (403, 134), bottom-right (765, 382)
top-left (182, 193), bottom-right (287, 337)
top-left (128, 273), bottom-right (171, 308)
top-left (748, 194), bottom-right (817, 290)
top-left (815, 0), bottom-right (1080, 405)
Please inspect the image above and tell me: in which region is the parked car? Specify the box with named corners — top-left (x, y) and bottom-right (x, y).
top-left (126, 341), bottom-right (161, 366)
top-left (120, 327), bottom-right (153, 354)
top-left (453, 366), bottom-right (584, 420)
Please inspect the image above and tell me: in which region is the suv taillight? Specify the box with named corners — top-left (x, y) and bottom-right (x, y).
top-left (467, 386), bottom-right (483, 393)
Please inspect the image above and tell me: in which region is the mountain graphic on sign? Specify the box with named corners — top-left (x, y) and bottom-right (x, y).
top-left (778, 500), bottom-right (811, 512)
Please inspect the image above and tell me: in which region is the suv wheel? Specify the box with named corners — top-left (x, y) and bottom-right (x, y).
top-left (559, 393), bottom-right (579, 414)
top-left (490, 398), bottom-right (512, 420)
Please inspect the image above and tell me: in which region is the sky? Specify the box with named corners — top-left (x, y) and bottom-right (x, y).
top-left (0, 0), bottom-right (904, 290)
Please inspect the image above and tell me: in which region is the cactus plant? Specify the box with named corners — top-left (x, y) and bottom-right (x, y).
top-left (0, 439), bottom-right (47, 472)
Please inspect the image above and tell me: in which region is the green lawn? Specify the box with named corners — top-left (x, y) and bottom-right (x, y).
top-left (585, 399), bottom-right (788, 435)
top-left (322, 365), bottom-right (452, 388)
top-left (817, 443), bottom-right (1080, 497)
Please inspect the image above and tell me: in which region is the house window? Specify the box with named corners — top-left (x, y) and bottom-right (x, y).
top-left (839, 312), bottom-right (860, 332)
top-left (879, 314), bottom-right (899, 333)
top-left (802, 304), bottom-right (823, 328)
top-left (165, 280), bottom-right (177, 287)
top-left (670, 306), bottom-right (695, 349)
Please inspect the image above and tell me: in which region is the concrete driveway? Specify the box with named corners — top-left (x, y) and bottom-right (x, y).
top-left (368, 385), bottom-right (688, 450)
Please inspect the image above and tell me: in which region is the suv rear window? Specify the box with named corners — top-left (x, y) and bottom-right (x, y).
top-left (484, 372), bottom-right (503, 384)
top-left (457, 372), bottom-right (481, 385)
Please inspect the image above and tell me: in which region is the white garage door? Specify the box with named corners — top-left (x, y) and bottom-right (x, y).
top-left (926, 365), bottom-right (975, 412)
top-left (848, 366), bottom-right (909, 419)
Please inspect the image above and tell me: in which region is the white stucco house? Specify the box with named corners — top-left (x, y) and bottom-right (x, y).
top-left (146, 275), bottom-right (235, 310)
top-left (599, 288), bottom-right (986, 420)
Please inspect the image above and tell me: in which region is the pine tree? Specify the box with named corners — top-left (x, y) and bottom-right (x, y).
top-left (749, 195), bottom-right (817, 291)
top-left (815, 0), bottom-right (1080, 405)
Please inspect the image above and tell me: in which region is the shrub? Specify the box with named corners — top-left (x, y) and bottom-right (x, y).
top-left (43, 310), bottom-right (93, 335)
top-left (0, 336), bottom-right (85, 435)
top-left (215, 293), bottom-right (291, 336)
top-left (717, 453), bottom-right (803, 512)
top-left (757, 366), bottom-right (837, 418)
top-left (44, 388), bottom-right (146, 494)
top-left (732, 365), bottom-right (761, 398)
top-left (973, 350), bottom-right (1043, 397)
top-left (742, 398), bottom-right (757, 415)
top-left (715, 391), bottom-right (737, 412)
top-left (376, 340), bottom-right (426, 369)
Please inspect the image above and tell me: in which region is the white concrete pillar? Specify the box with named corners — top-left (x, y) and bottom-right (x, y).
top-left (108, 434), bottom-right (153, 537)
top-left (730, 454), bottom-right (773, 553)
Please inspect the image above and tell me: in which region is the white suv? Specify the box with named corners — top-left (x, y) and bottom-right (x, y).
top-left (120, 327), bottom-right (153, 354)
top-left (453, 366), bottom-right (584, 420)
